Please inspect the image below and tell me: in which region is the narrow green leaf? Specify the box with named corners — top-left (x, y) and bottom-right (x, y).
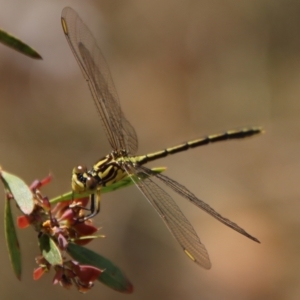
top-left (50, 167), bottom-right (166, 204)
top-left (0, 29), bottom-right (42, 59)
top-left (0, 170), bottom-right (34, 214)
top-left (4, 194), bottom-right (22, 280)
top-left (39, 234), bottom-right (63, 265)
top-left (67, 243), bottom-right (133, 293)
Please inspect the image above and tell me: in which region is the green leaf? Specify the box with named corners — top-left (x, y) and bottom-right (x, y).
top-left (0, 29), bottom-right (42, 59)
top-left (39, 234), bottom-right (63, 265)
top-left (67, 243), bottom-right (133, 293)
top-left (50, 166), bottom-right (166, 204)
top-left (0, 170), bottom-right (34, 215)
top-left (4, 193), bottom-right (22, 280)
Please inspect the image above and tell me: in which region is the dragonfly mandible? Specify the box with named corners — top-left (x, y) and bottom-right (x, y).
top-left (61, 7), bottom-right (261, 269)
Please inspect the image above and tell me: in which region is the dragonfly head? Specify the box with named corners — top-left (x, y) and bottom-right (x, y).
top-left (72, 165), bottom-right (98, 193)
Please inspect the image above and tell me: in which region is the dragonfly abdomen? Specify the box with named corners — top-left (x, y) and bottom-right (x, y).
top-left (136, 127), bottom-right (262, 164)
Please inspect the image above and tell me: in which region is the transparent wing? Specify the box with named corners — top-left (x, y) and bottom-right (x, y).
top-left (140, 166), bottom-right (260, 243)
top-left (124, 164), bottom-right (212, 268)
top-left (61, 7), bottom-right (138, 154)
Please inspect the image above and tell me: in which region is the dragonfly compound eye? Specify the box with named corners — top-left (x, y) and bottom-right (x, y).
top-left (73, 165), bottom-right (87, 175)
top-left (86, 176), bottom-right (98, 191)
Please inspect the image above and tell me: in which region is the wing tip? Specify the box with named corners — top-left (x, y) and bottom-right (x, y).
top-left (184, 249), bottom-right (212, 269)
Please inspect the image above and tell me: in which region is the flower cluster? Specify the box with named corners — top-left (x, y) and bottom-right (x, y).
top-left (1, 169), bottom-right (133, 294)
top-left (18, 175), bottom-right (103, 292)
top-left (34, 256), bottom-right (103, 292)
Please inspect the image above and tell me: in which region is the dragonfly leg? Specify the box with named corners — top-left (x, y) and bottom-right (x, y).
top-left (81, 190), bottom-right (101, 221)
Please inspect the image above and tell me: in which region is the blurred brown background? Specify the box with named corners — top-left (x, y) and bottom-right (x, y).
top-left (0, 0), bottom-right (299, 299)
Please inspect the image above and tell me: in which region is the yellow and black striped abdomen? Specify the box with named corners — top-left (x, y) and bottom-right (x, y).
top-left (136, 127), bottom-right (262, 165)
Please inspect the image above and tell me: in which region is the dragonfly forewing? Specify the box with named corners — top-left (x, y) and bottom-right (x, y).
top-left (61, 7), bottom-right (138, 154)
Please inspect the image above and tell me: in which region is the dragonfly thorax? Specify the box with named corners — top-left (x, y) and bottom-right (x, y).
top-left (90, 153), bottom-right (128, 187)
top-left (72, 154), bottom-right (129, 194)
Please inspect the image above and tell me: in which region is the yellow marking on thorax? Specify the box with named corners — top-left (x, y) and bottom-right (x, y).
top-left (93, 157), bottom-right (110, 171)
top-left (105, 169), bottom-right (127, 186)
top-left (100, 165), bottom-right (113, 180)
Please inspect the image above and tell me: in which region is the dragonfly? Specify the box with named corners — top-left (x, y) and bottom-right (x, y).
top-left (61, 7), bottom-right (261, 269)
